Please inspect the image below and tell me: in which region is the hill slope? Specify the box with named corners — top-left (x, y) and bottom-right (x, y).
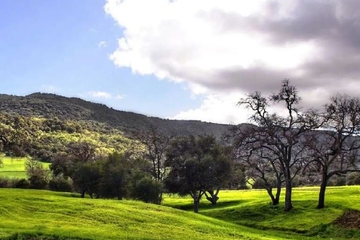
top-left (0, 93), bottom-right (231, 138)
top-left (1, 187), bottom-right (360, 240)
top-left (0, 189), bottom-right (283, 240)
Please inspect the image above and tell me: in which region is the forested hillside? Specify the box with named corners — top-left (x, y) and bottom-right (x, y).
top-left (0, 93), bottom-right (231, 138)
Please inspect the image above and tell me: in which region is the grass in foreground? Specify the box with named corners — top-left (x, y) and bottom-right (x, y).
top-left (1, 187), bottom-right (360, 239)
top-left (0, 189), bottom-right (290, 240)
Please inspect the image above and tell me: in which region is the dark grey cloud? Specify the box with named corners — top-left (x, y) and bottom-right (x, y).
top-left (108, 0), bottom-right (360, 114)
top-left (199, 1), bottom-right (360, 99)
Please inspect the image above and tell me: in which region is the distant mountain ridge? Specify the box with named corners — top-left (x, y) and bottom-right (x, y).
top-left (0, 93), bottom-right (232, 138)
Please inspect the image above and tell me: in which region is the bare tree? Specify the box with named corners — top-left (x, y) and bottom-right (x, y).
top-left (229, 123), bottom-right (284, 205)
top-left (305, 95), bottom-right (360, 209)
top-left (233, 79), bottom-right (318, 211)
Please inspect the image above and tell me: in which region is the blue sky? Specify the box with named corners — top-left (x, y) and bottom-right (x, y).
top-left (0, 0), bottom-right (200, 118)
top-left (2, 1), bottom-right (360, 124)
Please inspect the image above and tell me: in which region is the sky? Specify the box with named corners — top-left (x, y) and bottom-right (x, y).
top-left (2, 0), bottom-right (360, 124)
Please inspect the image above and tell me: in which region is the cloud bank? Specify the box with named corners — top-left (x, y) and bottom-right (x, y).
top-left (105, 0), bottom-right (360, 124)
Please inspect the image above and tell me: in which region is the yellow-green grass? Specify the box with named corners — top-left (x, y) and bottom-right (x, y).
top-left (165, 186), bottom-right (360, 239)
top-left (0, 189), bottom-right (302, 240)
top-left (0, 156), bottom-right (50, 179)
top-left (1, 187), bottom-right (360, 240)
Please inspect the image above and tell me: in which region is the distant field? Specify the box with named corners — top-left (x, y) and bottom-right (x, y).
top-left (0, 156), bottom-right (50, 179)
top-left (1, 187), bottom-right (360, 239)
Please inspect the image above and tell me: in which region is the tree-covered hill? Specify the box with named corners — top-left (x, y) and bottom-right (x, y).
top-left (0, 93), bottom-right (231, 138)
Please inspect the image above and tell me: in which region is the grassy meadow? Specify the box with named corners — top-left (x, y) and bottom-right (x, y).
top-left (0, 156), bottom-right (50, 179)
top-left (1, 186), bottom-right (360, 239)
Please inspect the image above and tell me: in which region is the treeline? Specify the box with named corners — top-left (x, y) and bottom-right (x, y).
top-left (0, 134), bottom-right (244, 213)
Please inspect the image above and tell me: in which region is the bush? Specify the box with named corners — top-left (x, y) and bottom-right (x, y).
top-left (26, 159), bottom-right (50, 189)
top-left (252, 178), bottom-right (279, 189)
top-left (328, 176), bottom-right (346, 186)
top-left (49, 176), bottom-right (73, 192)
top-left (252, 178), bottom-right (266, 189)
top-left (0, 177), bottom-right (11, 188)
top-left (29, 175), bottom-right (48, 189)
top-left (346, 172), bottom-right (360, 185)
top-left (131, 177), bottom-right (162, 204)
top-left (14, 178), bottom-right (30, 189)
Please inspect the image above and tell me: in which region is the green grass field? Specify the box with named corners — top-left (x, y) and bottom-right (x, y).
top-left (0, 156), bottom-right (50, 179)
top-left (1, 186), bottom-right (360, 240)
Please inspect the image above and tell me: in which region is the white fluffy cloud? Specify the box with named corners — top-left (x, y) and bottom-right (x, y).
top-left (172, 92), bottom-right (250, 124)
top-left (105, 0), bottom-right (360, 124)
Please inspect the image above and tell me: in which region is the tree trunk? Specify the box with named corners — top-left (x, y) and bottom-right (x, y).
top-left (157, 191), bottom-right (163, 205)
top-left (205, 189), bottom-right (219, 205)
top-left (274, 180), bottom-right (281, 205)
top-left (191, 191), bottom-right (204, 213)
top-left (266, 187), bottom-right (276, 205)
top-left (80, 189), bottom-right (86, 198)
top-left (193, 197), bottom-right (200, 213)
top-left (284, 175), bottom-right (293, 211)
top-left (266, 186), bottom-right (280, 205)
top-left (317, 172), bottom-right (328, 209)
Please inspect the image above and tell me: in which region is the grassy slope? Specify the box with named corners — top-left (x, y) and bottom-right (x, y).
top-left (0, 189), bottom-right (288, 240)
top-left (0, 156), bottom-right (50, 179)
top-left (1, 187), bottom-right (359, 239)
top-left (165, 186), bottom-right (360, 239)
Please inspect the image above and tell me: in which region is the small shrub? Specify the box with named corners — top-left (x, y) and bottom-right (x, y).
top-left (328, 176), bottom-right (346, 186)
top-left (0, 176), bottom-right (10, 188)
top-left (49, 176), bottom-right (73, 192)
top-left (346, 172), bottom-right (360, 185)
top-left (26, 159), bottom-right (50, 189)
top-left (131, 177), bottom-right (162, 204)
top-left (14, 178), bottom-right (30, 189)
top-left (29, 175), bottom-right (48, 189)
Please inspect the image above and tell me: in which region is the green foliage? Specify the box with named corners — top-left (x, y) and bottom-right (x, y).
top-left (48, 175), bottom-right (72, 192)
top-left (0, 111), bottom-right (134, 162)
top-left (130, 176), bottom-right (162, 203)
top-left (97, 152), bottom-right (130, 200)
top-left (0, 93), bottom-right (230, 140)
top-left (328, 176), bottom-right (346, 186)
top-left (346, 172), bottom-right (360, 185)
top-left (25, 159), bottom-right (50, 189)
top-left (13, 179), bottom-right (30, 189)
top-left (165, 135), bottom-right (232, 212)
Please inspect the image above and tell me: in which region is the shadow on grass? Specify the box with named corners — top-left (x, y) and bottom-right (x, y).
top-left (201, 200), bottom-right (328, 234)
top-left (3, 233), bottom-right (87, 240)
top-left (169, 199), bottom-right (246, 211)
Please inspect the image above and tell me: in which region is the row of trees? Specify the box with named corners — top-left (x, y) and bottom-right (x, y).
top-left (228, 80), bottom-right (360, 211)
top-left (44, 135), bottom-right (233, 213)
